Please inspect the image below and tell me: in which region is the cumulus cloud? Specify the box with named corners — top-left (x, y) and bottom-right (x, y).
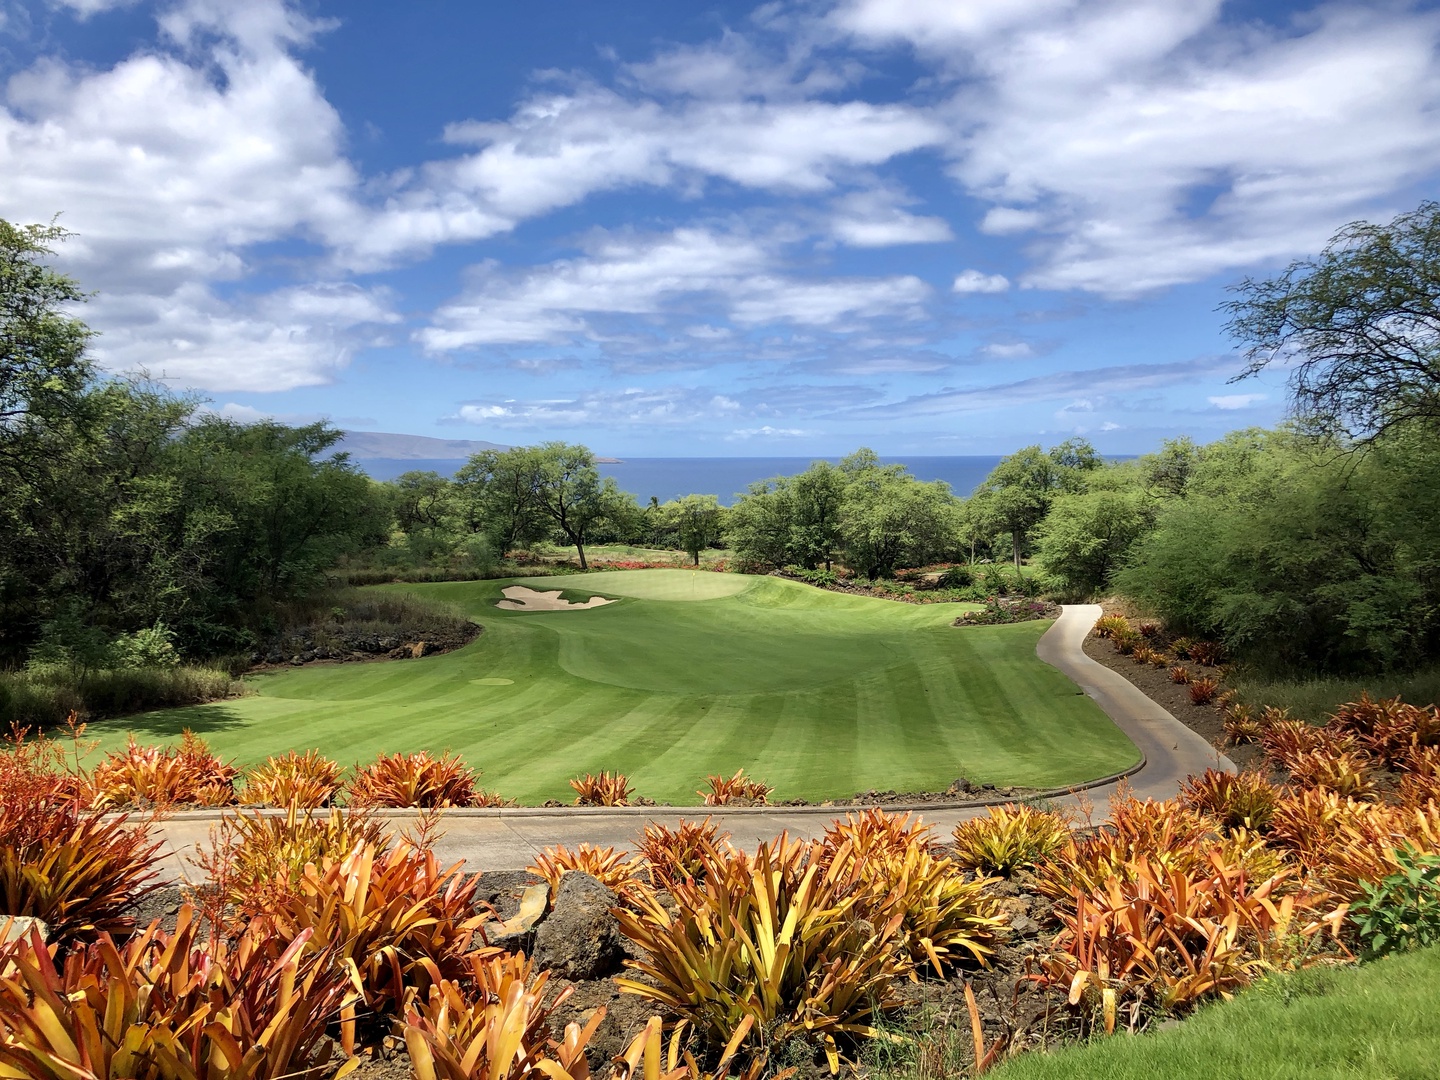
top-left (1208, 392), bottom-right (1267, 410)
top-left (952, 269), bottom-right (1010, 293)
top-left (837, 0), bottom-right (1440, 295)
top-left (420, 225), bottom-right (930, 352)
top-left (830, 188), bottom-right (953, 247)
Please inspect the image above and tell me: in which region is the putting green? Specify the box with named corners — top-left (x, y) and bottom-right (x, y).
top-left (90, 570), bottom-right (1139, 804)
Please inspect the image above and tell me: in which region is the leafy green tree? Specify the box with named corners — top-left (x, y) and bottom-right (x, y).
top-left (1034, 487), bottom-right (1154, 597)
top-left (663, 494), bottom-right (724, 566)
top-left (726, 478), bottom-right (797, 570)
top-left (452, 449), bottom-right (548, 555)
top-left (838, 452), bottom-right (957, 579)
top-left (1225, 201), bottom-right (1440, 442)
top-left (789, 461), bottom-right (845, 570)
top-left (521, 442), bottom-right (625, 569)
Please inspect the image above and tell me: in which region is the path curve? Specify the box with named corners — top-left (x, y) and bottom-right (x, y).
top-left (150, 605), bottom-right (1232, 879)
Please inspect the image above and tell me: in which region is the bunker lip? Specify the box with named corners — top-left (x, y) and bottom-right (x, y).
top-left (495, 585), bottom-right (615, 612)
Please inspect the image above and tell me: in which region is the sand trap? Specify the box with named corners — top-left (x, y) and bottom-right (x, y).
top-left (496, 585), bottom-right (615, 612)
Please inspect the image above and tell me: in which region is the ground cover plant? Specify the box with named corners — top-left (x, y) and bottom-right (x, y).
top-left (84, 571), bottom-right (1138, 803)
top-left (982, 944), bottom-right (1440, 1080)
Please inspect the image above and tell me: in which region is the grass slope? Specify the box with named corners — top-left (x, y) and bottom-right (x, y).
top-left (90, 571), bottom-right (1137, 804)
top-left (989, 947), bottom-right (1440, 1080)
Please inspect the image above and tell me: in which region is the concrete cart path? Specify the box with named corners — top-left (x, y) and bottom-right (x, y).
top-left (150, 604), bottom-right (1233, 880)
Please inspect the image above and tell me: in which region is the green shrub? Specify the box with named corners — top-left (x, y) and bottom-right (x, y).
top-left (937, 565), bottom-right (973, 588)
top-left (0, 664), bottom-right (239, 728)
top-left (785, 566), bottom-right (839, 587)
top-left (1352, 847), bottom-right (1440, 958)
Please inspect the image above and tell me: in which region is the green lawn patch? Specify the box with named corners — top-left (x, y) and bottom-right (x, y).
top-left (86, 571), bottom-right (1137, 804)
top-left (989, 948), bottom-right (1440, 1080)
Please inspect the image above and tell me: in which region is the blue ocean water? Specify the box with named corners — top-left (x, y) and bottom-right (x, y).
top-left (353, 456), bottom-right (1007, 503)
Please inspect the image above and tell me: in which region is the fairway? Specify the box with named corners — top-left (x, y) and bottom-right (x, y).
top-left (89, 571), bottom-right (1139, 804)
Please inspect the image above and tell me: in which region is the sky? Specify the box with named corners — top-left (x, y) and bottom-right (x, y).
top-left (2, 0), bottom-right (1438, 457)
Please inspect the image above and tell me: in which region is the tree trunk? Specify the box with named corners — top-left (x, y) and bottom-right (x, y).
top-left (574, 540), bottom-right (588, 569)
top-left (1012, 531), bottom-right (1022, 574)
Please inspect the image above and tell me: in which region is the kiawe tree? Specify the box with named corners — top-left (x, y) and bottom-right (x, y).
top-left (1225, 200), bottom-right (1440, 443)
top-left (665, 494), bottom-right (723, 566)
top-left (521, 442), bottom-right (625, 570)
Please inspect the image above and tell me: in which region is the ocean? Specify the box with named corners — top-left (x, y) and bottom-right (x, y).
top-left (353, 456), bottom-right (1008, 504)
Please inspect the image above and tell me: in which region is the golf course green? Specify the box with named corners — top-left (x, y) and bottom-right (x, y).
top-left (90, 570), bottom-right (1139, 804)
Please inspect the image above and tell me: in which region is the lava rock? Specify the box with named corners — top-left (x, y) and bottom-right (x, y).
top-left (1, 917), bottom-right (48, 945)
top-left (532, 873), bottom-right (625, 981)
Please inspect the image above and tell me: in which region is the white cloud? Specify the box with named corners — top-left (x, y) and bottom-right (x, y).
top-left (727, 426), bottom-right (813, 439)
top-left (420, 226), bottom-right (930, 351)
top-left (860, 355), bottom-right (1238, 417)
top-left (838, 1), bottom-right (1440, 294)
top-left (982, 341), bottom-right (1032, 358)
top-left (1208, 393), bottom-right (1267, 410)
top-left (830, 188), bottom-right (953, 247)
top-left (952, 269), bottom-right (1010, 293)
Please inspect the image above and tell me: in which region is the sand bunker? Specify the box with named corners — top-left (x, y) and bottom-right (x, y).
top-left (496, 585), bottom-right (615, 612)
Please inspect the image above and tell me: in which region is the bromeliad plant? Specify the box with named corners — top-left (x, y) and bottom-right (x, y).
top-left (195, 806), bottom-right (391, 920)
top-left (0, 795), bottom-right (163, 945)
top-left (259, 839), bottom-right (487, 1039)
top-left (823, 810), bottom-right (1005, 976)
top-left (951, 804), bottom-right (1073, 877)
top-left (1179, 770), bottom-right (1281, 834)
top-left (699, 769), bottom-right (774, 805)
top-left (403, 950), bottom-right (600, 1080)
top-left (1034, 853), bottom-right (1337, 1030)
top-left (346, 750), bottom-right (500, 808)
top-left (241, 750), bottom-right (344, 809)
top-left (0, 907), bottom-right (353, 1080)
top-left (87, 730), bottom-right (239, 809)
top-left (615, 834), bottom-right (907, 1072)
top-left (569, 771), bottom-right (635, 806)
top-left (528, 844), bottom-right (641, 896)
top-left (637, 818), bottom-right (729, 889)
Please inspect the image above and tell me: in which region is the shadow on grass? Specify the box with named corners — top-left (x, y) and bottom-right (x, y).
top-left (87, 703), bottom-right (250, 740)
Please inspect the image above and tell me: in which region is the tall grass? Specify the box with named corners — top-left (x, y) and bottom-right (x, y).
top-left (0, 664), bottom-right (241, 728)
top-left (1232, 665), bottom-right (1440, 720)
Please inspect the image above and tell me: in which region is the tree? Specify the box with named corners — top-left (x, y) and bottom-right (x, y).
top-left (452, 449), bottom-right (548, 555)
top-left (0, 220), bottom-right (93, 447)
top-left (727, 478), bottom-right (797, 570)
top-left (1225, 201), bottom-right (1440, 443)
top-left (664, 494), bottom-right (723, 566)
top-left (522, 442), bottom-right (621, 569)
top-left (789, 461), bottom-right (845, 570)
top-left (1034, 488), bottom-right (1153, 597)
top-left (838, 453), bottom-right (957, 579)
top-left (977, 447), bottom-right (1054, 572)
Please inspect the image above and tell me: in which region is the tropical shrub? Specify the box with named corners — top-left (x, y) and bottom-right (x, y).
top-left (1268, 790), bottom-right (1440, 901)
top-left (1037, 795), bottom-right (1216, 900)
top-left (824, 810), bottom-right (1004, 976)
top-left (1178, 770), bottom-right (1281, 833)
top-left (1112, 628), bottom-right (1142, 655)
top-left (637, 818), bottom-right (729, 889)
top-left (570, 771), bottom-right (635, 806)
top-left (196, 806), bottom-right (391, 918)
top-left (699, 769), bottom-right (773, 805)
top-left (346, 750), bottom-right (494, 808)
top-left (403, 950), bottom-right (600, 1080)
top-left (1287, 748), bottom-right (1376, 798)
top-left (1093, 615), bottom-right (1129, 639)
top-left (528, 844), bottom-right (640, 896)
top-left (0, 908), bottom-right (352, 1080)
top-left (1188, 677), bottom-right (1220, 705)
top-left (1169, 637), bottom-right (1195, 660)
top-left (616, 834), bottom-right (906, 1070)
top-left (1260, 718), bottom-right (1326, 768)
top-left (1399, 746), bottom-right (1440, 807)
top-left (1349, 847), bottom-right (1440, 958)
top-left (261, 839), bottom-right (486, 1031)
top-left (1188, 641), bottom-right (1224, 667)
top-left (87, 731), bottom-right (238, 809)
top-left (0, 797), bottom-right (163, 944)
top-left (1131, 645), bottom-right (1157, 666)
top-left (241, 750), bottom-right (343, 808)
top-left (1035, 853), bottom-right (1333, 1029)
top-left (951, 804), bottom-right (1073, 877)
top-left (1222, 704), bottom-right (1266, 745)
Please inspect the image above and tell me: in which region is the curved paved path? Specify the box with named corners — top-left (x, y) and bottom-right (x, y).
top-left (151, 605), bottom-right (1232, 880)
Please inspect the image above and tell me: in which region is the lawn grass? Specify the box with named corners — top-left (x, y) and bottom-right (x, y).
top-left (86, 571), bottom-right (1138, 804)
top-left (987, 947), bottom-right (1440, 1080)
top-left (1232, 664), bottom-right (1440, 721)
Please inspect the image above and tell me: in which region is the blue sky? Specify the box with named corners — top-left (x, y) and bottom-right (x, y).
top-left (3, 0), bottom-right (1439, 456)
